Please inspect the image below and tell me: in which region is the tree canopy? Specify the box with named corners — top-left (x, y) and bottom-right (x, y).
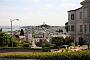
top-left (50, 36), bottom-right (74, 48)
top-left (50, 37), bottom-right (65, 48)
top-left (65, 22), bottom-right (68, 32)
top-left (0, 32), bottom-right (17, 47)
top-left (20, 29), bottom-right (24, 36)
top-left (0, 28), bottom-right (2, 32)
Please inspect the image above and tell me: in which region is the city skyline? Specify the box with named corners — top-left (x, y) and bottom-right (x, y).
top-left (0, 0), bottom-right (82, 26)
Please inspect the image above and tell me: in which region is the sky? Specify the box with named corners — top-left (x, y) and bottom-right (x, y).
top-left (0, 0), bottom-right (82, 26)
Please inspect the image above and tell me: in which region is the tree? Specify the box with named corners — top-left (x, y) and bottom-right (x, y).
top-left (64, 36), bottom-right (74, 45)
top-left (0, 32), bottom-right (17, 47)
top-left (50, 37), bottom-right (65, 48)
top-left (65, 22), bottom-right (68, 32)
top-left (20, 29), bottom-right (24, 36)
top-left (35, 39), bottom-right (43, 47)
top-left (79, 37), bottom-right (86, 46)
top-left (0, 28), bottom-right (2, 32)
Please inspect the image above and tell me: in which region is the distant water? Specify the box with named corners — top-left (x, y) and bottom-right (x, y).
top-left (2, 29), bottom-right (15, 32)
top-left (2, 28), bottom-right (20, 32)
top-left (0, 26), bottom-right (21, 32)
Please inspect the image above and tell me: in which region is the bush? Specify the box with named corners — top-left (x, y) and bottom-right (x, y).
top-left (42, 47), bottom-right (50, 52)
top-left (64, 36), bottom-right (74, 45)
top-left (0, 50), bottom-right (90, 60)
top-left (22, 43), bottom-right (30, 47)
top-left (35, 39), bottom-right (42, 47)
top-left (50, 37), bottom-right (65, 47)
top-left (42, 43), bottom-right (50, 47)
top-left (19, 41), bottom-right (32, 48)
top-left (0, 32), bottom-right (17, 47)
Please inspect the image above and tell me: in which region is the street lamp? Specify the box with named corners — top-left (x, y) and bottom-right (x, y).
top-left (10, 19), bottom-right (19, 47)
top-left (10, 19), bottom-right (19, 35)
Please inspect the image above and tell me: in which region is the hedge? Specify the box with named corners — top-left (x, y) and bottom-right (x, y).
top-left (0, 50), bottom-right (90, 60)
top-left (0, 47), bottom-right (41, 50)
top-left (0, 47), bottom-right (51, 52)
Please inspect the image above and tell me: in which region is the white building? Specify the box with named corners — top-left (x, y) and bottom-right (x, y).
top-left (68, 0), bottom-right (90, 43)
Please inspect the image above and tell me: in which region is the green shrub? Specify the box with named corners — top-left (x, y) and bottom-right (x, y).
top-left (22, 43), bottom-right (30, 47)
top-left (20, 41), bottom-right (32, 48)
top-left (0, 32), bottom-right (17, 47)
top-left (50, 37), bottom-right (65, 47)
top-left (0, 50), bottom-right (90, 60)
top-left (42, 47), bottom-right (50, 52)
top-left (42, 43), bottom-right (50, 48)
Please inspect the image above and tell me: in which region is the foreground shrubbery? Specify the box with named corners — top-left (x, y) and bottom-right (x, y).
top-left (0, 50), bottom-right (90, 60)
top-left (0, 32), bottom-right (17, 47)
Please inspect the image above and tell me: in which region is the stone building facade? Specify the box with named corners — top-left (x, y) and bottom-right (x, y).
top-left (68, 0), bottom-right (90, 43)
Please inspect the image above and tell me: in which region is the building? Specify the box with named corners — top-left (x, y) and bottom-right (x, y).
top-left (68, 0), bottom-right (90, 43)
top-left (21, 23), bottom-right (67, 42)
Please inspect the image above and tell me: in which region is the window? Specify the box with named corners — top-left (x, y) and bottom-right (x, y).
top-left (88, 8), bottom-right (90, 17)
top-left (71, 14), bottom-right (74, 20)
top-left (89, 24), bottom-right (90, 32)
top-left (68, 26), bottom-right (70, 31)
top-left (80, 12), bottom-right (82, 19)
top-left (80, 25), bottom-right (83, 32)
top-left (71, 25), bottom-right (74, 31)
top-left (84, 25), bottom-right (87, 33)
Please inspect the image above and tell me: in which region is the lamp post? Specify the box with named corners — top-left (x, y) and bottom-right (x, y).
top-left (10, 19), bottom-right (19, 35)
top-left (10, 19), bottom-right (19, 47)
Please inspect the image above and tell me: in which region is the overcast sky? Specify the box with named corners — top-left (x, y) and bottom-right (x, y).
top-left (0, 0), bottom-right (82, 26)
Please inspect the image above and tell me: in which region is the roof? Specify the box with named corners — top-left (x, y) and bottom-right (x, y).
top-left (80, 0), bottom-right (90, 5)
top-left (68, 7), bottom-right (82, 12)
